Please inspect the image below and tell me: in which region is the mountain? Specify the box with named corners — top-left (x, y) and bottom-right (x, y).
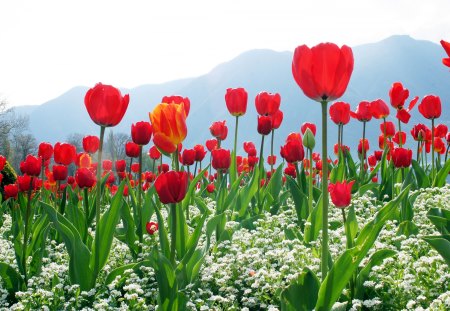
top-left (11, 35), bottom-right (450, 156)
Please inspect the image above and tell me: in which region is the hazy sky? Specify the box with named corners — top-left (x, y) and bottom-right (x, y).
top-left (1, 0), bottom-right (449, 107)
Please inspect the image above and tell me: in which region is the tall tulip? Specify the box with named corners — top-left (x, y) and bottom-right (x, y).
top-left (292, 42), bottom-right (354, 280)
top-left (82, 135), bottom-right (100, 154)
top-left (389, 82), bottom-right (418, 146)
top-left (350, 101), bottom-right (373, 178)
top-left (162, 95), bottom-right (190, 116)
top-left (440, 40), bottom-right (450, 68)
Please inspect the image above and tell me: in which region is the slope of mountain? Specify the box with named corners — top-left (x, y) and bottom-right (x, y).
top-left (12, 35), bottom-right (450, 156)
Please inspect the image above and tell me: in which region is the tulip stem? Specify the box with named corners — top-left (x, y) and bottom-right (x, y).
top-left (445, 145), bottom-right (449, 163)
top-left (359, 121), bottom-right (366, 181)
top-left (320, 100), bottom-right (329, 281)
top-left (398, 119), bottom-right (403, 147)
top-left (308, 149), bottom-right (313, 217)
top-left (341, 208), bottom-right (355, 300)
top-left (83, 188), bottom-right (89, 243)
top-left (170, 203), bottom-right (177, 266)
top-left (22, 176), bottom-right (34, 283)
top-left (431, 118), bottom-right (435, 182)
top-left (270, 129), bottom-right (275, 173)
top-left (93, 125), bottom-right (105, 287)
top-left (137, 146), bottom-right (143, 255)
top-left (257, 134), bottom-right (265, 213)
top-left (232, 116), bottom-right (239, 184)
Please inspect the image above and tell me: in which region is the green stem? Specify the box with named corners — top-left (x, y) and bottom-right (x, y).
top-left (431, 118), bottom-right (435, 182)
top-left (93, 125), bottom-right (105, 287)
top-left (445, 145), bottom-right (449, 163)
top-left (22, 176), bottom-right (34, 283)
top-left (341, 208), bottom-right (354, 300)
top-left (398, 118), bottom-right (403, 147)
top-left (308, 149), bottom-right (313, 216)
top-left (186, 166), bottom-right (190, 220)
top-left (170, 203), bottom-right (177, 265)
top-left (137, 146), bottom-right (143, 254)
top-left (270, 129), bottom-right (275, 173)
top-left (320, 100), bottom-right (329, 281)
top-left (257, 134), bottom-right (265, 213)
top-left (416, 141), bottom-right (420, 162)
top-left (232, 116), bottom-right (239, 184)
top-left (359, 121), bottom-right (366, 181)
top-left (83, 187), bottom-right (89, 243)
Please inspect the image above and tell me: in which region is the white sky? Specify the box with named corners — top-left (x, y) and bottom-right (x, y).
top-left (0, 0), bottom-right (449, 107)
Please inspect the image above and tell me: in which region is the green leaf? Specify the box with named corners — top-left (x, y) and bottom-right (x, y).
top-left (285, 176), bottom-right (307, 226)
top-left (315, 186), bottom-right (410, 311)
top-left (281, 268), bottom-right (320, 311)
top-left (423, 235), bottom-right (450, 266)
top-left (236, 168), bottom-right (259, 218)
top-left (355, 249), bottom-right (397, 299)
top-left (433, 158), bottom-right (450, 187)
top-left (329, 150), bottom-right (345, 183)
top-left (347, 205), bottom-right (358, 242)
top-left (0, 262), bottom-right (25, 296)
top-left (304, 195), bottom-right (323, 243)
top-left (230, 149), bottom-right (237, 188)
top-left (153, 200), bottom-right (171, 259)
top-left (182, 166), bottom-right (209, 211)
top-left (427, 208), bottom-right (450, 234)
top-left (41, 201), bottom-right (93, 291)
top-left (411, 160), bottom-right (430, 188)
top-left (397, 220), bottom-right (419, 237)
top-left (90, 182), bottom-right (125, 274)
top-left (117, 200), bottom-right (138, 258)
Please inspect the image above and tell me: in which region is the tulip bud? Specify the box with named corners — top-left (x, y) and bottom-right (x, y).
top-left (302, 128), bottom-right (316, 150)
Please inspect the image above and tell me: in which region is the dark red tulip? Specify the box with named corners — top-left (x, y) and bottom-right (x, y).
top-left (301, 122), bottom-right (316, 136)
top-left (205, 139), bottom-right (218, 152)
top-left (206, 183), bottom-right (215, 193)
top-left (54, 142), bottom-right (76, 166)
top-left (292, 43), bottom-right (354, 102)
top-left (255, 92), bottom-right (281, 116)
top-left (146, 221), bottom-right (159, 235)
top-left (380, 121), bottom-right (395, 138)
top-left (209, 121), bottom-right (228, 140)
top-left (181, 148), bottom-right (196, 166)
top-left (225, 87), bottom-right (248, 116)
top-left (374, 150), bottom-right (383, 161)
top-left (391, 147), bottom-right (412, 168)
top-left (440, 40), bottom-right (450, 67)
top-left (82, 135), bottom-right (100, 154)
top-left (243, 142), bottom-right (256, 154)
top-left (271, 109), bottom-right (283, 130)
top-left (102, 160), bottom-right (113, 171)
top-left (368, 155), bottom-right (377, 167)
top-left (358, 139), bottom-right (369, 156)
top-left (131, 121), bottom-right (153, 146)
top-left (148, 146), bottom-right (161, 160)
top-left (193, 144), bottom-right (207, 162)
top-left (115, 159), bottom-right (126, 172)
top-left (18, 175), bottom-right (32, 192)
top-left (393, 131), bottom-right (407, 146)
top-left (0, 155), bottom-right (6, 171)
top-left (158, 163), bottom-right (170, 174)
top-left (75, 167), bottom-right (96, 188)
top-left (84, 83), bottom-right (129, 127)
top-left (131, 163), bottom-right (140, 173)
top-left (418, 95), bottom-right (442, 120)
top-left (154, 171), bottom-right (188, 204)
top-left (328, 180), bottom-right (355, 208)
top-left (350, 101), bottom-right (372, 122)
top-left (280, 139), bottom-right (305, 163)
top-left (329, 101), bottom-right (351, 125)
top-left (125, 141), bottom-right (140, 158)
top-left (52, 165), bottom-right (68, 181)
top-left (211, 149), bottom-right (231, 171)
top-left (162, 95), bottom-right (190, 116)
top-left (247, 156), bottom-right (259, 167)
top-left (411, 123), bottom-right (429, 141)
top-left (38, 142), bottom-right (53, 161)
top-left (247, 148), bottom-right (257, 157)
top-left (371, 99), bottom-right (390, 119)
top-left (257, 115), bottom-right (273, 135)
top-left (4, 183), bottom-right (19, 199)
top-left (21, 155), bottom-right (42, 176)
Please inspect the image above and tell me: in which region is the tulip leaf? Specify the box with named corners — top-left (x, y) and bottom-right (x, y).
top-left (182, 166), bottom-right (209, 211)
top-left (117, 200), bottom-right (138, 258)
top-left (41, 201), bottom-right (93, 291)
top-left (236, 168), bottom-right (259, 218)
top-left (0, 262), bottom-right (25, 297)
top-left (347, 205), bottom-right (358, 242)
top-left (230, 149), bottom-right (237, 188)
top-left (433, 158), bottom-right (450, 187)
top-left (152, 200), bottom-right (171, 259)
top-left (285, 176), bottom-right (307, 227)
top-left (423, 235), bottom-right (450, 266)
top-left (354, 249), bottom-right (397, 299)
top-left (315, 186), bottom-right (410, 311)
top-left (344, 149), bottom-right (357, 180)
top-left (411, 160), bottom-right (430, 188)
top-left (304, 194), bottom-right (323, 243)
top-left (427, 208), bottom-right (450, 234)
top-left (280, 268), bottom-right (320, 311)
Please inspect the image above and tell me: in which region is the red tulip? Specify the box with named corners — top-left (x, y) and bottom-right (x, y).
top-left (146, 221), bottom-right (159, 235)
top-left (350, 101), bottom-right (372, 122)
top-left (225, 87), bottom-right (248, 116)
top-left (206, 183), bottom-right (215, 193)
top-left (131, 121), bottom-right (153, 146)
top-left (82, 135), bottom-right (100, 154)
top-left (38, 142), bottom-right (53, 161)
top-left (267, 155), bottom-right (277, 166)
top-left (0, 155), bottom-right (6, 171)
top-left (329, 101), bottom-right (351, 125)
top-left (418, 95), bottom-right (441, 120)
top-left (154, 171), bottom-right (188, 204)
top-left (125, 141), bottom-right (140, 158)
top-left (411, 123), bottom-right (429, 141)
top-left (52, 165), bottom-right (68, 181)
top-left (328, 180), bottom-right (355, 208)
top-left (255, 92), bottom-right (281, 116)
top-left (391, 147), bottom-right (412, 168)
top-left (205, 139), bottom-right (218, 152)
top-left (131, 163), bottom-right (140, 173)
top-left (257, 115), bottom-right (273, 135)
top-left (292, 43), bottom-right (354, 102)
top-left (371, 99), bottom-right (390, 119)
top-left (393, 131), bottom-right (407, 146)
top-left (368, 155), bottom-right (377, 167)
top-left (334, 143), bottom-right (350, 156)
top-left (193, 144), bottom-right (207, 162)
top-left (161, 95), bottom-right (190, 117)
top-left (243, 142), bottom-right (256, 154)
top-left (358, 139), bottom-right (369, 156)
top-left (284, 164), bottom-right (297, 178)
top-left (84, 83), bottom-right (129, 127)
top-left (21, 155), bottom-right (42, 176)
top-left (158, 163), bottom-right (169, 174)
top-left (115, 159), bottom-right (126, 172)
top-left (77, 153), bottom-right (92, 168)
top-left (181, 148), bottom-right (196, 166)
top-left (209, 121), bottom-right (228, 140)
top-left (247, 148), bottom-right (257, 157)
top-left (300, 122), bottom-right (316, 136)
top-left (435, 124), bottom-right (448, 138)
top-left (54, 142), bottom-right (76, 166)
top-left (75, 167), bottom-right (96, 188)
top-left (271, 109), bottom-right (283, 130)
top-left (389, 82), bottom-right (409, 110)
top-left (4, 184), bottom-right (19, 199)
top-left (211, 149), bottom-right (231, 171)
top-left (148, 146), bottom-right (161, 160)
top-left (434, 138), bottom-right (446, 154)
top-left (374, 150), bottom-right (383, 161)
top-left (280, 139), bottom-right (305, 163)
top-left (440, 40), bottom-right (450, 67)
top-left (380, 121), bottom-right (395, 138)
top-left (18, 175), bottom-right (32, 192)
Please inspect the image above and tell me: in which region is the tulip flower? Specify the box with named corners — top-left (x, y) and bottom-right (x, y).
top-left (150, 102), bottom-right (187, 154)
top-left (255, 91), bottom-right (281, 116)
top-left (21, 155), bottom-right (42, 176)
top-left (149, 146), bottom-right (161, 160)
top-left (243, 142), bottom-right (256, 154)
top-left (358, 139), bottom-right (370, 157)
top-left (328, 180), bottom-right (355, 208)
top-left (435, 124), bottom-right (448, 138)
top-left (225, 87), bottom-right (248, 117)
top-left (209, 120), bottom-right (228, 143)
top-left (181, 148), bottom-right (196, 166)
top-left (205, 139), bottom-right (218, 152)
top-left (54, 142), bottom-right (76, 166)
top-left (84, 83), bottom-right (129, 127)
top-left (211, 149), bottom-right (231, 171)
top-left (271, 109), bottom-right (283, 130)
top-left (82, 135), bottom-right (100, 154)
top-left (280, 139), bottom-right (305, 164)
top-left (146, 221), bottom-right (159, 235)
top-left (371, 99), bottom-right (390, 119)
top-left (0, 155), bottom-right (6, 171)
top-left (162, 95), bottom-right (190, 116)
top-left (52, 165), bottom-right (68, 181)
top-left (301, 122), bottom-right (316, 136)
top-left (125, 141), bottom-right (140, 158)
top-left (206, 183), bottom-right (215, 193)
top-left (440, 40), bottom-right (450, 67)
top-left (115, 159), bottom-right (126, 172)
top-left (154, 170), bottom-right (188, 204)
top-left (4, 183), bottom-right (19, 200)
top-left (380, 121), bottom-right (395, 138)
top-left (391, 147), bottom-right (413, 168)
top-left (393, 131), bottom-right (407, 146)
top-left (131, 121), bottom-right (153, 146)
top-left (193, 144), bottom-right (207, 162)
top-left (38, 142), bottom-right (53, 161)
top-left (257, 115), bottom-right (273, 135)
top-left (329, 101), bottom-right (351, 125)
top-left (350, 101), bottom-right (373, 122)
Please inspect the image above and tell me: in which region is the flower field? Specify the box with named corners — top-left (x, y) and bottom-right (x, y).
top-left (0, 42), bottom-right (450, 310)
